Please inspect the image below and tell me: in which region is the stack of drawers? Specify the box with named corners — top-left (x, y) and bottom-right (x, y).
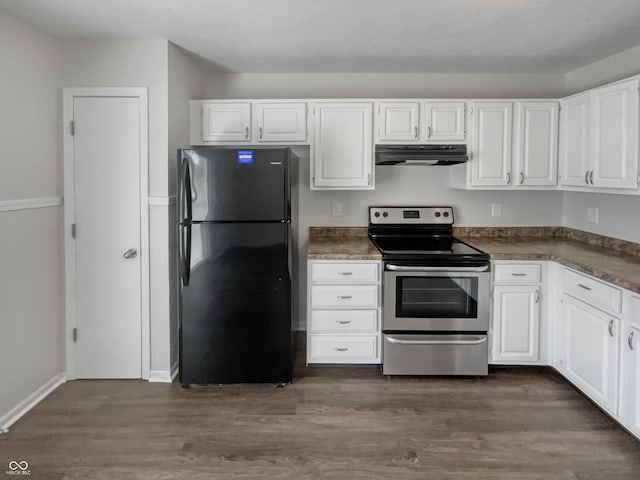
top-left (307, 260), bottom-right (381, 364)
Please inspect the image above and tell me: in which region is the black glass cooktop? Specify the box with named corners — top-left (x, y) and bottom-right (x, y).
top-left (369, 235), bottom-right (490, 263)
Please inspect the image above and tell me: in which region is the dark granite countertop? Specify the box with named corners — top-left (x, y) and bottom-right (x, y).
top-left (308, 226), bottom-right (640, 294)
top-left (307, 227), bottom-right (382, 260)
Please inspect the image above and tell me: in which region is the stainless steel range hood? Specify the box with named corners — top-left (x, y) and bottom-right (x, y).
top-left (375, 144), bottom-right (468, 166)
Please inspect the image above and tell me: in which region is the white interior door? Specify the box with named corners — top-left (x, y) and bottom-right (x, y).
top-left (73, 96), bottom-right (142, 378)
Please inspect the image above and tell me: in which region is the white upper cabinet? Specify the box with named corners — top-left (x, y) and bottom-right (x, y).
top-left (202, 102), bottom-right (251, 142)
top-left (470, 102), bottom-right (513, 187)
top-left (559, 77), bottom-right (640, 191)
top-left (514, 102), bottom-right (558, 186)
top-left (591, 79), bottom-right (639, 189)
top-left (312, 102), bottom-right (374, 189)
top-left (559, 93), bottom-right (591, 187)
top-left (375, 101), bottom-right (419, 142)
top-left (425, 101), bottom-right (466, 142)
top-left (253, 101), bottom-right (307, 143)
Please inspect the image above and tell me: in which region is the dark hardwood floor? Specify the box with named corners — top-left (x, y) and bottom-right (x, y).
top-left (1, 338), bottom-right (639, 479)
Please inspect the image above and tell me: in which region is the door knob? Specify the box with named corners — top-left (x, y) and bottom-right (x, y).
top-left (123, 248), bottom-right (138, 259)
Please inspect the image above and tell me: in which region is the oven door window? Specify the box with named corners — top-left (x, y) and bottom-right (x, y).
top-left (396, 276), bottom-right (478, 318)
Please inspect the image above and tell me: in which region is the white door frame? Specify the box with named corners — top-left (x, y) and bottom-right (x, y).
top-left (62, 87), bottom-right (150, 380)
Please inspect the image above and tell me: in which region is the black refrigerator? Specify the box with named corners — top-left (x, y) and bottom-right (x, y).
top-left (177, 147), bottom-right (298, 386)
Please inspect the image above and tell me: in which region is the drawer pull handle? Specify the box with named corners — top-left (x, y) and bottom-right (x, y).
top-left (608, 320), bottom-right (614, 338)
top-left (578, 283), bottom-right (592, 291)
top-left (334, 347), bottom-right (349, 352)
top-left (629, 331), bottom-right (635, 350)
top-left (511, 273), bottom-right (527, 277)
top-left (337, 320), bottom-right (352, 324)
top-left (337, 296), bottom-right (353, 300)
top-left (338, 272), bottom-right (353, 276)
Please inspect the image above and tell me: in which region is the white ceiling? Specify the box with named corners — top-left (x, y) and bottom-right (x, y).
top-left (2, 0), bottom-right (640, 73)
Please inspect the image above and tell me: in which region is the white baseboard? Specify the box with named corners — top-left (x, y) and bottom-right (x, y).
top-left (170, 360), bottom-right (179, 381)
top-left (0, 373), bottom-right (66, 433)
top-left (148, 370), bottom-right (173, 383)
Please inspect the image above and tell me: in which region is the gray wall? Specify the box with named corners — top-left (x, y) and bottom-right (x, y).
top-left (61, 39), bottom-right (173, 374)
top-left (0, 11), bottom-right (64, 425)
top-left (168, 43), bottom-right (206, 371)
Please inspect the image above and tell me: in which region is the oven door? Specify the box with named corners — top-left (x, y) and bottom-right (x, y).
top-left (383, 264), bottom-right (490, 332)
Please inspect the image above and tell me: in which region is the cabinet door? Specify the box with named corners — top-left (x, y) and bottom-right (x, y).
top-left (376, 101), bottom-right (419, 142)
top-left (202, 102), bottom-right (251, 142)
top-left (514, 102), bottom-right (558, 186)
top-left (621, 323), bottom-right (640, 438)
top-left (492, 286), bottom-right (540, 362)
top-left (254, 102), bottom-right (307, 143)
top-left (470, 102), bottom-right (513, 187)
top-left (592, 79), bottom-right (639, 189)
top-left (562, 295), bottom-right (619, 415)
top-left (559, 93), bottom-right (590, 186)
top-left (425, 101), bottom-right (466, 142)
top-left (312, 102), bottom-right (373, 189)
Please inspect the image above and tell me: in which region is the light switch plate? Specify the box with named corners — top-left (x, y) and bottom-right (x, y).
top-left (587, 207), bottom-right (599, 224)
top-left (491, 202), bottom-right (502, 217)
top-left (331, 202), bottom-right (342, 217)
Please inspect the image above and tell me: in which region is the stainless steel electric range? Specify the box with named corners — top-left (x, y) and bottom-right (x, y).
top-left (368, 206), bottom-right (491, 376)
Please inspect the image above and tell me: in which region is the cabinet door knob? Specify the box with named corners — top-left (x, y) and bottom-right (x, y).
top-left (629, 331), bottom-right (635, 350)
top-left (258, 127), bottom-right (263, 139)
top-left (506, 172), bottom-right (511, 185)
top-left (585, 171), bottom-right (589, 185)
top-left (608, 320), bottom-right (614, 338)
top-left (244, 126), bottom-right (249, 139)
top-left (520, 172), bottom-right (524, 185)
top-left (589, 170), bottom-right (594, 185)
top-left (427, 126), bottom-right (432, 138)
top-left (535, 289), bottom-right (540, 303)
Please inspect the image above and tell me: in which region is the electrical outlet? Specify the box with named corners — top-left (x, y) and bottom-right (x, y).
top-left (491, 202), bottom-right (502, 217)
top-left (331, 202), bottom-right (342, 217)
top-left (587, 207), bottom-right (599, 224)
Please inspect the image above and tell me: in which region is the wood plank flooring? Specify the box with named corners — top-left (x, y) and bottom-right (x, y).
top-left (1, 339), bottom-right (639, 479)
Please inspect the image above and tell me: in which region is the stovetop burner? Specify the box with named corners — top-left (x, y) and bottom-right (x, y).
top-left (368, 206), bottom-right (490, 265)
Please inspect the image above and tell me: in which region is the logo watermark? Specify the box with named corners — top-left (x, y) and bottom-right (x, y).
top-left (5, 461), bottom-right (30, 476)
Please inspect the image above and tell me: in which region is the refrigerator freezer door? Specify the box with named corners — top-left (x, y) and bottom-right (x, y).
top-left (180, 222), bottom-right (292, 385)
top-left (181, 148), bottom-right (289, 222)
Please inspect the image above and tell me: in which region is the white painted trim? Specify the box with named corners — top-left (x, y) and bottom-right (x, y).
top-left (0, 373), bottom-right (66, 432)
top-left (148, 195), bottom-right (177, 206)
top-left (148, 370), bottom-right (173, 383)
top-left (0, 197), bottom-right (62, 213)
top-left (170, 360), bottom-right (179, 381)
top-left (63, 87), bottom-right (151, 381)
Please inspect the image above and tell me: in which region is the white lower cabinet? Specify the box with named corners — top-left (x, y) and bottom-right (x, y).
top-left (490, 262), bottom-right (543, 364)
top-left (560, 293), bottom-right (620, 416)
top-left (620, 295), bottom-right (640, 438)
top-left (307, 260), bottom-right (381, 364)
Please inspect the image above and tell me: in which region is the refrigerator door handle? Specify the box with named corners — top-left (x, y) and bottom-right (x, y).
top-left (181, 159), bottom-right (193, 223)
top-left (181, 224), bottom-right (192, 286)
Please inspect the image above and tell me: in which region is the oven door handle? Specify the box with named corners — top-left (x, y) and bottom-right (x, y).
top-left (385, 264), bottom-right (490, 272)
top-left (386, 336), bottom-right (487, 346)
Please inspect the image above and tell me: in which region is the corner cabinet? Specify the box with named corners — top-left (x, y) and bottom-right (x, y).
top-left (307, 260), bottom-right (381, 364)
top-left (311, 102), bottom-right (374, 190)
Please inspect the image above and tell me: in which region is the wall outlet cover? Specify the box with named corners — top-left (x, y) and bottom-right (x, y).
top-left (331, 202), bottom-right (343, 217)
top-left (587, 207), bottom-right (599, 224)
top-left (491, 202), bottom-right (503, 217)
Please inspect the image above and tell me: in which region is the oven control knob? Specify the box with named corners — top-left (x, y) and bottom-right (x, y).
top-left (374, 212), bottom-right (380, 218)
top-left (382, 212), bottom-right (389, 218)
top-left (435, 212), bottom-right (441, 218)
top-left (443, 211), bottom-right (450, 218)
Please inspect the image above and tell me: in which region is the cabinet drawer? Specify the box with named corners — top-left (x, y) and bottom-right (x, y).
top-left (311, 310), bottom-right (378, 334)
top-left (312, 262), bottom-right (379, 283)
top-left (562, 268), bottom-right (622, 315)
top-left (494, 264), bottom-right (541, 283)
top-left (311, 285), bottom-right (378, 309)
top-left (309, 335), bottom-right (379, 362)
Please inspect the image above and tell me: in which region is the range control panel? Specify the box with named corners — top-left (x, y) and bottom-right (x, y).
top-left (369, 206), bottom-right (454, 225)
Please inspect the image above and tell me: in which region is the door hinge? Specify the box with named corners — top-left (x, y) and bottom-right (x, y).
top-left (71, 223), bottom-right (76, 238)
top-left (70, 121), bottom-right (75, 136)
top-left (72, 328), bottom-right (77, 342)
